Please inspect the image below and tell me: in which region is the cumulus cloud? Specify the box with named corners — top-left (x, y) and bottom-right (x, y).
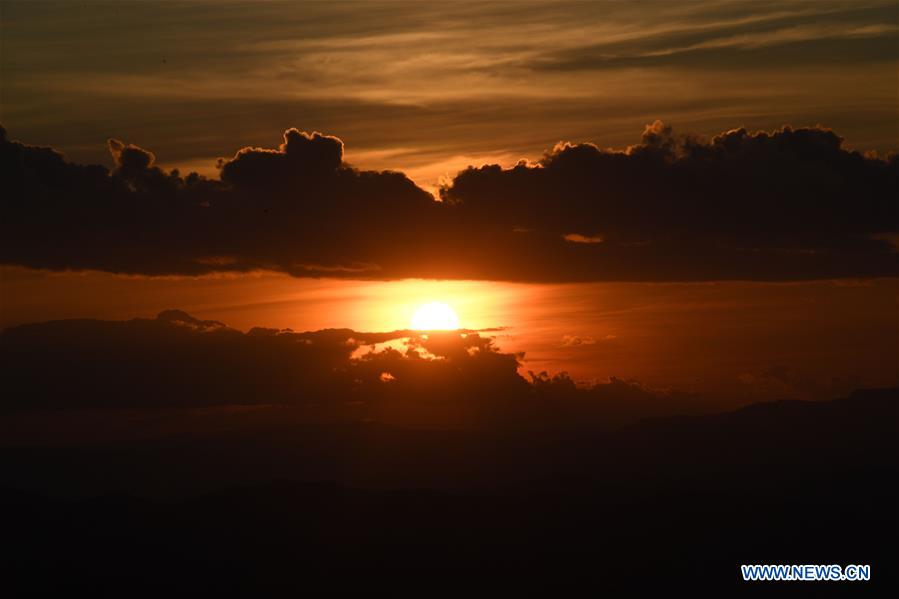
top-left (441, 121), bottom-right (898, 280)
top-left (1, 122), bottom-right (896, 281)
top-left (219, 129), bottom-right (345, 187)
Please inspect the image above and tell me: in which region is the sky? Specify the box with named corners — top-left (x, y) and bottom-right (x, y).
top-left (3, 5), bottom-right (898, 591)
top-left (1, 0), bottom-right (897, 404)
top-left (3, 1), bottom-right (897, 189)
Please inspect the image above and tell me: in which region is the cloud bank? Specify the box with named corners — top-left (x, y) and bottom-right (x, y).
top-left (1, 311), bottom-right (708, 428)
top-left (1, 122), bottom-right (896, 281)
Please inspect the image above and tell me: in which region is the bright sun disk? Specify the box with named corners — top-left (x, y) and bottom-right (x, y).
top-left (411, 302), bottom-right (460, 330)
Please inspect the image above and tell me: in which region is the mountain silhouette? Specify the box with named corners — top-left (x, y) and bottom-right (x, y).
top-left (3, 387), bottom-right (895, 594)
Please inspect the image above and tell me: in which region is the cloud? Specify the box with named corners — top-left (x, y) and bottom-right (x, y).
top-left (530, 3), bottom-right (898, 72)
top-left (563, 233), bottom-right (603, 244)
top-left (562, 335), bottom-right (597, 347)
top-left (218, 129), bottom-right (345, 187)
top-left (561, 334), bottom-right (618, 347)
top-left (440, 121), bottom-right (898, 280)
top-left (4, 0), bottom-right (897, 187)
top-left (1, 122), bottom-right (896, 281)
top-left (0, 311), bottom-right (709, 429)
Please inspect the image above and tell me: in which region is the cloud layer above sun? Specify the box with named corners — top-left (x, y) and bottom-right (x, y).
top-left (1, 122), bottom-right (896, 281)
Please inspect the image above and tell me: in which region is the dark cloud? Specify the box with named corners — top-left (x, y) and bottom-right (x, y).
top-left (1, 122), bottom-right (896, 281)
top-left (441, 121), bottom-right (898, 280)
top-left (219, 129), bottom-right (345, 187)
top-left (0, 311), bottom-right (710, 429)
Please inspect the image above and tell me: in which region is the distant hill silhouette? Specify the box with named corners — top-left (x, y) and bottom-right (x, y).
top-left (3, 387), bottom-right (896, 594)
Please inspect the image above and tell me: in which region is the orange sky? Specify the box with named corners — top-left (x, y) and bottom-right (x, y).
top-left (3, 266), bottom-right (895, 404)
top-left (1, 1), bottom-right (896, 406)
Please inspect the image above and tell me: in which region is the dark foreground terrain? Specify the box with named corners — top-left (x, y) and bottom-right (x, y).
top-left (3, 388), bottom-right (896, 595)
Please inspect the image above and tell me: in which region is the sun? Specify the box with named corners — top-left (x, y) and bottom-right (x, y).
top-left (411, 302), bottom-right (460, 330)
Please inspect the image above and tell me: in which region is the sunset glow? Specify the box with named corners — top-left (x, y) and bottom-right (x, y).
top-left (2, 1), bottom-right (896, 592)
top-left (410, 302), bottom-right (460, 331)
